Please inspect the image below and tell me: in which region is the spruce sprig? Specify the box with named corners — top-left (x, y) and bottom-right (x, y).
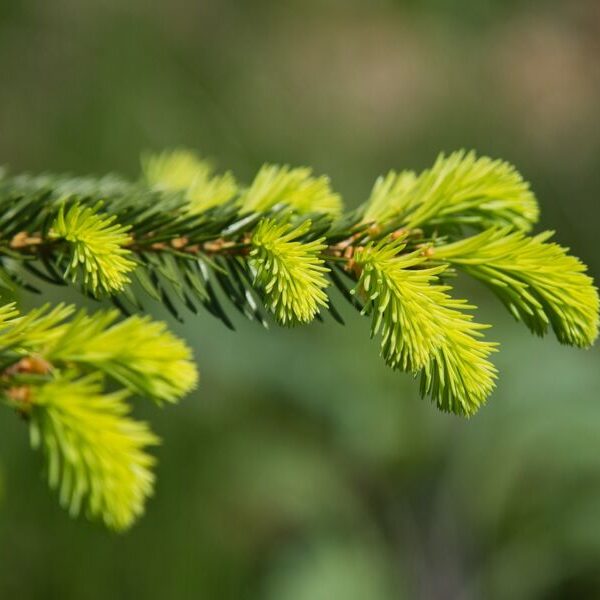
top-left (26, 374), bottom-right (158, 531)
top-left (0, 147), bottom-right (597, 530)
top-left (240, 163), bottom-right (343, 216)
top-left (142, 148), bottom-right (238, 214)
top-left (434, 227), bottom-right (599, 347)
top-left (353, 237), bottom-right (497, 415)
top-left (363, 150), bottom-right (539, 231)
top-left (0, 303), bottom-right (197, 530)
top-left (250, 218), bottom-right (329, 325)
top-left (49, 202), bottom-right (136, 294)
top-left (42, 310), bottom-right (198, 403)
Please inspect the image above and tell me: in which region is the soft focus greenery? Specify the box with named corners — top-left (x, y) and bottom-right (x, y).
top-left (0, 1), bottom-right (599, 598)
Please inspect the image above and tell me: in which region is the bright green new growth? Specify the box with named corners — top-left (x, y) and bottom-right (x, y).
top-left (353, 237), bottom-right (446, 372)
top-left (250, 219), bottom-right (329, 325)
top-left (142, 148), bottom-right (238, 214)
top-left (28, 374), bottom-right (158, 531)
top-left (50, 202), bottom-right (136, 294)
top-left (0, 147), bottom-right (597, 529)
top-left (42, 311), bottom-right (198, 403)
top-left (143, 148), bottom-right (213, 191)
top-left (363, 150), bottom-right (539, 231)
top-left (434, 228), bottom-right (599, 347)
top-left (0, 304), bottom-right (198, 404)
top-left (354, 237), bottom-right (497, 415)
top-left (362, 170), bottom-right (418, 224)
top-left (240, 164), bottom-right (343, 216)
top-left (0, 303), bottom-right (197, 530)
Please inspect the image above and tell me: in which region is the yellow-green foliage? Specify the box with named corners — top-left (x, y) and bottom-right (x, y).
top-left (143, 148), bottom-right (212, 191)
top-left (363, 150), bottom-right (539, 231)
top-left (240, 164), bottom-right (343, 217)
top-left (0, 147), bottom-right (597, 530)
top-left (362, 170), bottom-right (418, 224)
top-left (0, 303), bottom-right (197, 530)
top-left (50, 203), bottom-right (135, 294)
top-left (354, 237), bottom-right (497, 416)
top-left (142, 148), bottom-right (237, 213)
top-left (434, 228), bottom-right (599, 348)
top-left (250, 219), bottom-right (329, 325)
top-left (29, 374), bottom-right (158, 531)
top-left (0, 304), bottom-right (198, 403)
top-left (43, 311), bottom-right (198, 403)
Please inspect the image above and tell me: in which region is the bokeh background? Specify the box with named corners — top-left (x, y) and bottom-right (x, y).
top-left (1, 1), bottom-right (599, 598)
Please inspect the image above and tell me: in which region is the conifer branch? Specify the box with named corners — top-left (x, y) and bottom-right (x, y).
top-left (352, 236), bottom-right (497, 415)
top-left (24, 374), bottom-right (158, 531)
top-left (250, 219), bottom-right (329, 325)
top-left (0, 148), bottom-right (597, 529)
top-left (433, 228), bottom-right (599, 347)
top-left (0, 302), bottom-right (197, 530)
top-left (49, 202), bottom-right (136, 294)
top-left (239, 164), bottom-right (343, 216)
top-left (362, 150), bottom-right (539, 231)
top-left (142, 148), bottom-right (238, 214)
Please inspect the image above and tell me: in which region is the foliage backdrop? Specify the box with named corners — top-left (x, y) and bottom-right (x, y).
top-left (0, 1), bottom-right (599, 598)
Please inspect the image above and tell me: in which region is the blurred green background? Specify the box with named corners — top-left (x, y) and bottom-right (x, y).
top-left (1, 1), bottom-right (599, 598)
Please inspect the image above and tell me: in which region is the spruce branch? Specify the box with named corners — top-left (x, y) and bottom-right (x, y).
top-left (362, 150), bottom-right (539, 231)
top-left (362, 170), bottom-right (418, 225)
top-left (142, 148), bottom-right (238, 214)
top-left (249, 219), bottom-right (329, 325)
top-left (433, 227), bottom-right (599, 347)
top-left (49, 202), bottom-right (136, 295)
top-left (23, 374), bottom-right (158, 531)
top-left (239, 163), bottom-right (343, 216)
top-left (0, 147), bottom-right (597, 529)
top-left (353, 237), bottom-right (497, 415)
top-left (40, 310), bottom-right (198, 403)
top-left (0, 302), bottom-right (197, 530)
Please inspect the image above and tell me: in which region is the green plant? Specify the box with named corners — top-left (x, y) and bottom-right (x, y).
top-left (0, 149), bottom-right (597, 530)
